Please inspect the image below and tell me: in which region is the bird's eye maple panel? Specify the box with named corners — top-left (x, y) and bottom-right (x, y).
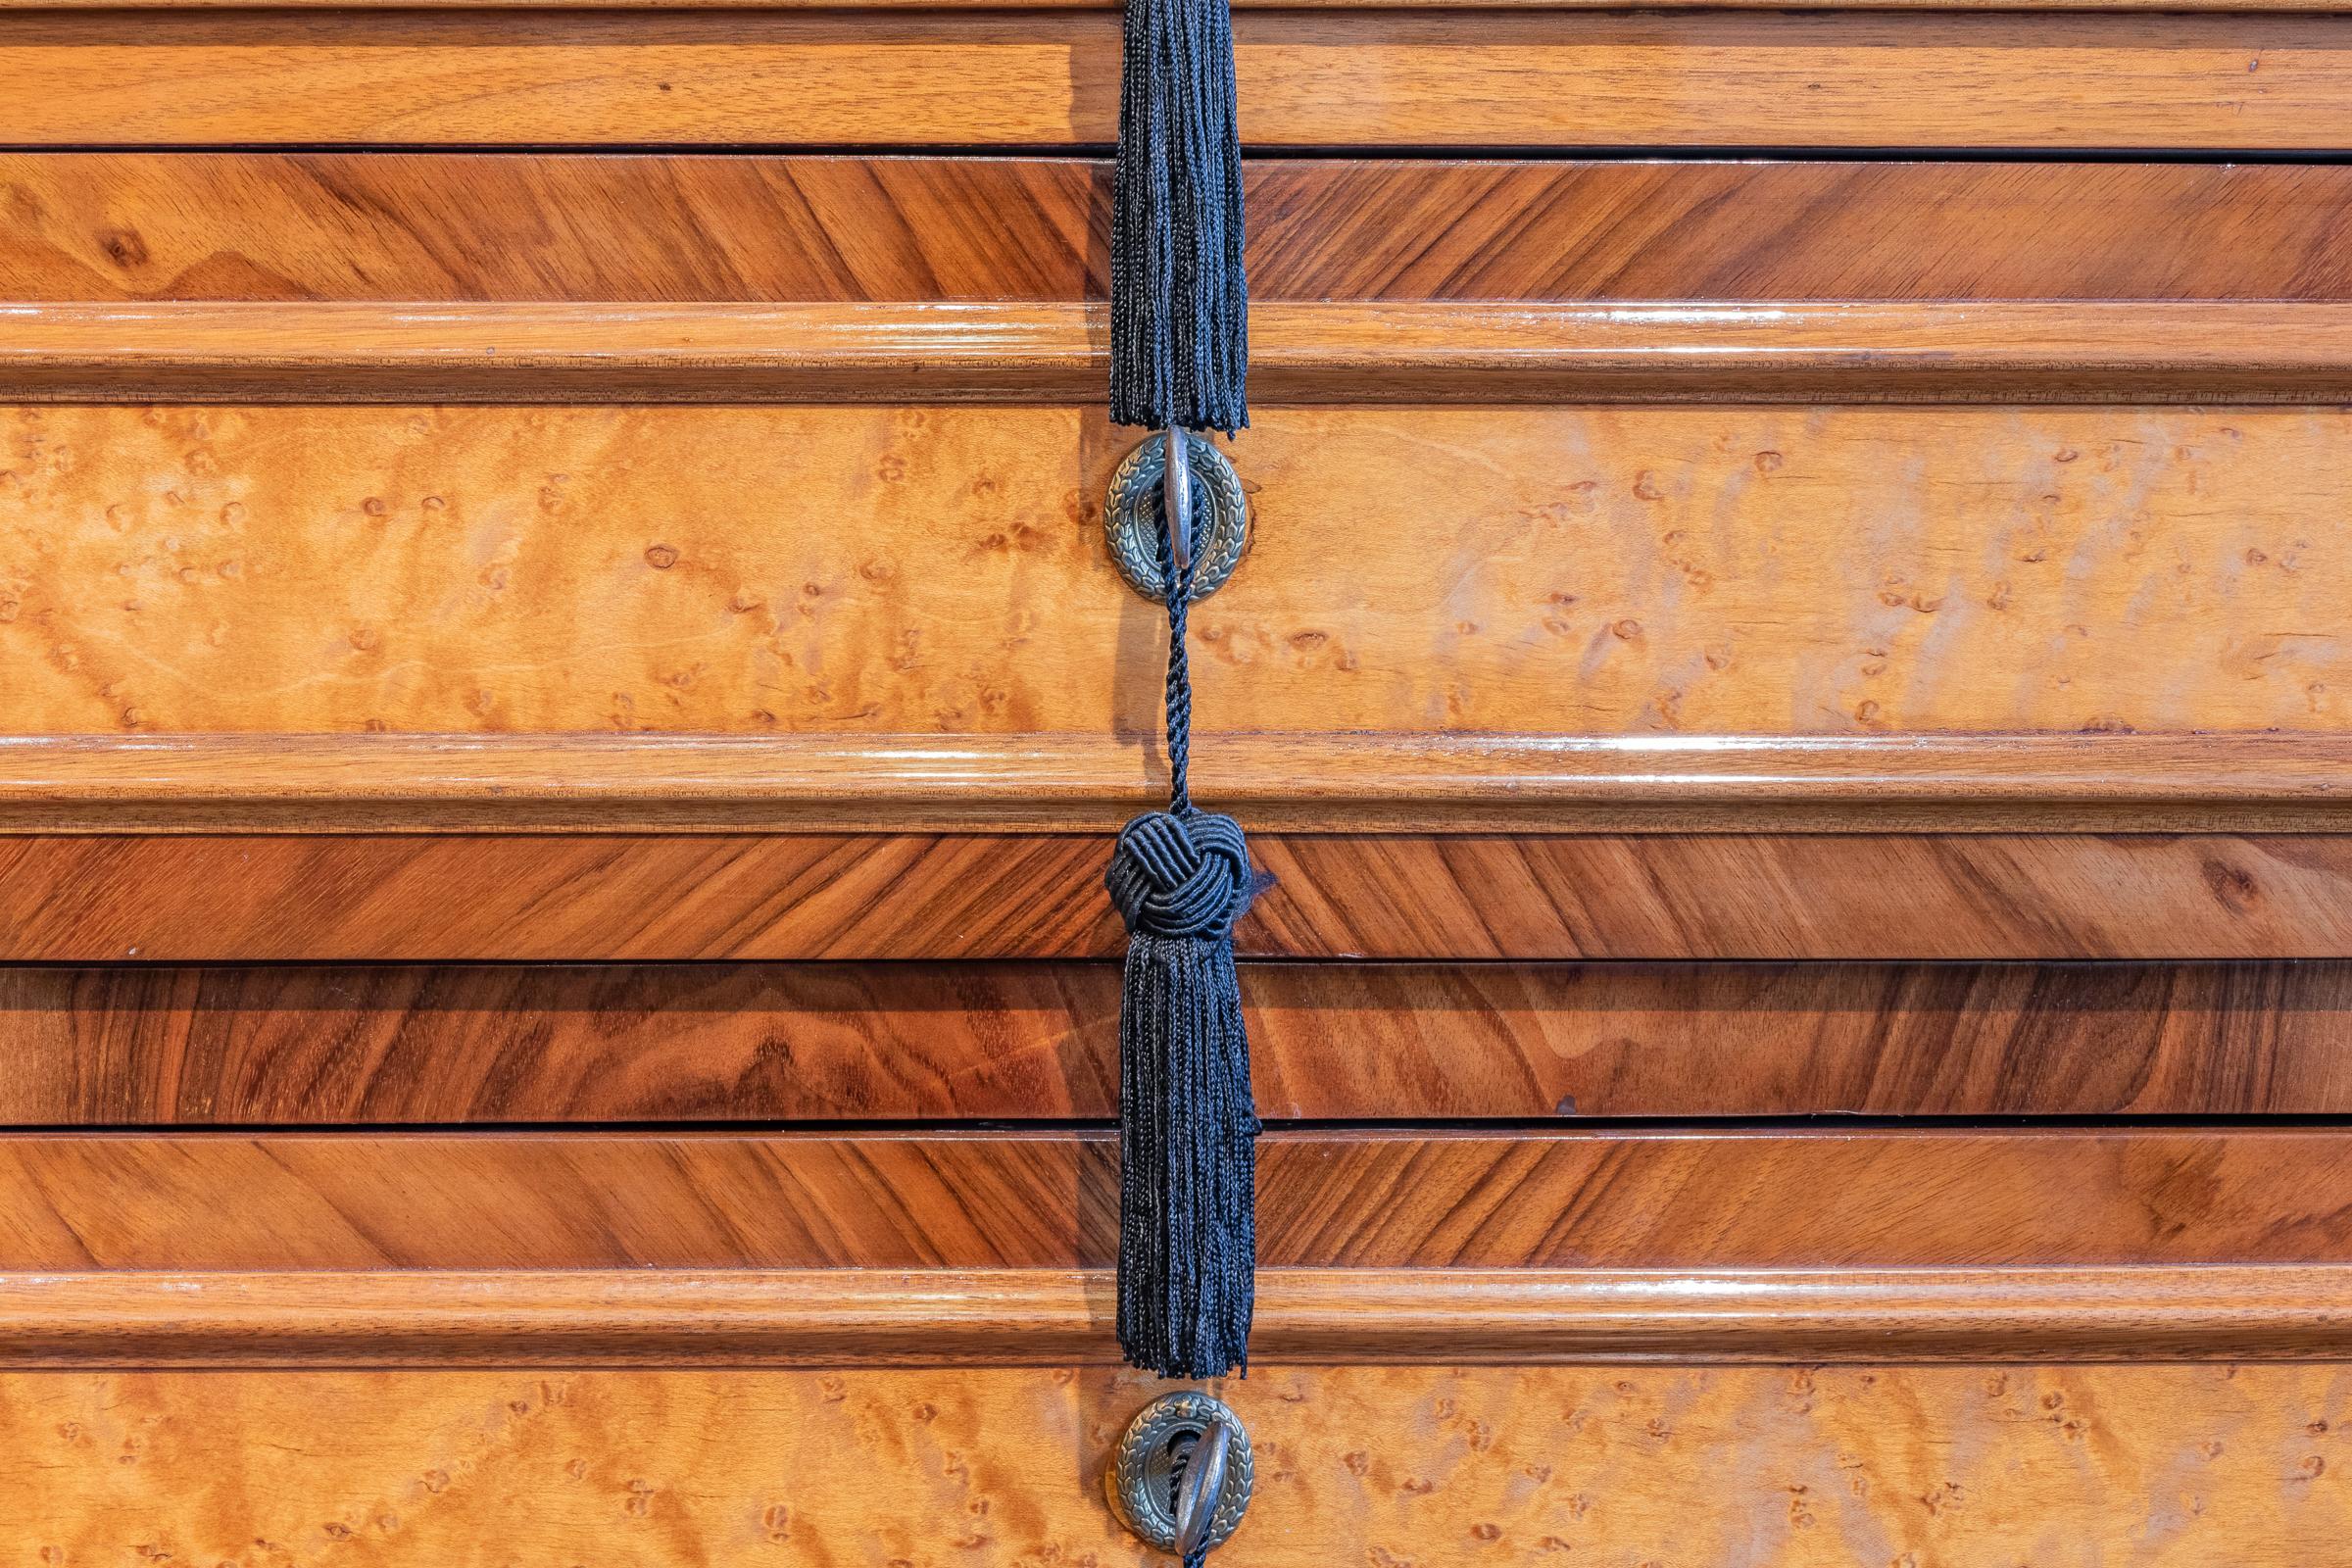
top-left (6, 402), bottom-right (2350, 740)
top-left (10, 1364), bottom-right (2352, 1566)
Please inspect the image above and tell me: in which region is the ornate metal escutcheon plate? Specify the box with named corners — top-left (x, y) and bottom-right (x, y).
top-left (1103, 432), bottom-right (1250, 602)
top-left (1105, 1391), bottom-right (1255, 1554)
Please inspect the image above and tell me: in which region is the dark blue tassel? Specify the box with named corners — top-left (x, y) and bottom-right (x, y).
top-left (1103, 504), bottom-right (1264, 1380)
top-left (1107, 0), bottom-right (1256, 1380)
top-left (1111, 0), bottom-right (1249, 433)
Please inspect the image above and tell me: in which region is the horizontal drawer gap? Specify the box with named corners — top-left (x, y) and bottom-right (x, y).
top-left (6, 1115), bottom-right (2345, 1135)
top-left (14, 1), bottom-right (2346, 12)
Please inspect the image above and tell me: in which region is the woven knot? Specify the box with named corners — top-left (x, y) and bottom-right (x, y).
top-left (1105, 808), bottom-right (1257, 941)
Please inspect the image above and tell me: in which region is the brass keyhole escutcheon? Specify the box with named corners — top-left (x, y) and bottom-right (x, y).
top-left (1103, 433), bottom-right (1250, 603)
top-left (1106, 1392), bottom-right (1254, 1557)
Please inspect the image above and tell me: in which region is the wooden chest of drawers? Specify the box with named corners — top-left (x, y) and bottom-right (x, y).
top-left (7, 1), bottom-right (2352, 1560)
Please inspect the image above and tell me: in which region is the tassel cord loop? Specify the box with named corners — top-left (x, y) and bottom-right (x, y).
top-left (1102, 475), bottom-right (1263, 1381)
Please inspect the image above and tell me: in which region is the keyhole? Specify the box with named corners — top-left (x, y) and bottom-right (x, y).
top-left (1164, 1429), bottom-right (1201, 1513)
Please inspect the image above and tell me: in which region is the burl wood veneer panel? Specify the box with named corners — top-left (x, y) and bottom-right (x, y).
top-left (13, 1365), bottom-right (2352, 1564)
top-left (12, 156), bottom-right (2352, 303)
top-left (9, 832), bottom-right (2352, 961)
top-left (2, 12), bottom-right (2349, 148)
top-left (11, 961), bottom-right (2352, 1123)
top-left (0, 1128), bottom-right (2342, 1270)
top-left (8, 404), bottom-right (2349, 737)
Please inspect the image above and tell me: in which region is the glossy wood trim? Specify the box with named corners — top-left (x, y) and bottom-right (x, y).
top-left (8, 11), bottom-right (2352, 150)
top-left (13, 961), bottom-right (2352, 1123)
top-left (9, 831), bottom-right (2352, 960)
top-left (11, 301), bottom-right (2352, 404)
top-left (11, 732), bottom-right (2352, 835)
top-left (0, 1265), bottom-right (2345, 1367)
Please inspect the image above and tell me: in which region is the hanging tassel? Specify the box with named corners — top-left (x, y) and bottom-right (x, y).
top-left (1111, 0), bottom-right (1249, 434)
top-left (1105, 516), bottom-right (1263, 1381)
top-left (1106, 0), bottom-right (1256, 1380)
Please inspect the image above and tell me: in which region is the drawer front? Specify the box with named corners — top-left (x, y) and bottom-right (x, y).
top-left (10, 154), bottom-right (2352, 305)
top-left (15, 1366), bottom-right (2352, 1563)
top-left (8, 832), bottom-right (2352, 960)
top-left (10, 960), bottom-right (2351, 1123)
top-left (7, 401), bottom-right (2350, 739)
top-left (0, 1127), bottom-right (2341, 1271)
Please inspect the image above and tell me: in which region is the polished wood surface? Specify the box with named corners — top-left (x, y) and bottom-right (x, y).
top-left (6, 1), bottom-right (2345, 1551)
top-left (0, 1128), bottom-right (2339, 1270)
top-left (10, 404), bottom-right (2352, 739)
top-left (12, 960), bottom-right (2352, 1123)
top-left (17, 301), bottom-right (2352, 403)
top-left (13, 1365), bottom-right (2351, 1563)
top-left (11, 832), bottom-right (2352, 960)
top-left (3, 1264), bottom-right (2351, 1366)
top-left (5, 12), bottom-right (2350, 149)
top-left (15, 156), bottom-right (2352, 304)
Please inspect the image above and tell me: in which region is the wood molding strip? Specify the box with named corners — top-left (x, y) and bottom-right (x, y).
top-left (8, 11), bottom-right (2352, 150)
top-left (9, 301), bottom-right (2352, 404)
top-left (8, 732), bottom-right (2352, 835)
top-left (0, 1266), bottom-right (2346, 1367)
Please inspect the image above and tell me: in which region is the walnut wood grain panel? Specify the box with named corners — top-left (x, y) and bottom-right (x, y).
top-left (19, 301), bottom-right (2352, 403)
top-left (0, 1128), bottom-right (2341, 1270)
top-left (15, 1365), bottom-right (2352, 1564)
top-left (16, 1365), bottom-right (2350, 1566)
top-left (4, 12), bottom-right (2350, 149)
top-left (14, 961), bottom-right (2352, 1124)
top-left (11, 404), bottom-right (2352, 737)
top-left (9, 1265), bottom-right (2352, 1365)
top-left (9, 832), bottom-right (2352, 960)
top-left (18, 156), bottom-right (2352, 304)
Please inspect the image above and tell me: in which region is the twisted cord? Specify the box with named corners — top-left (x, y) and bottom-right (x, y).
top-left (1162, 482), bottom-right (1195, 813)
